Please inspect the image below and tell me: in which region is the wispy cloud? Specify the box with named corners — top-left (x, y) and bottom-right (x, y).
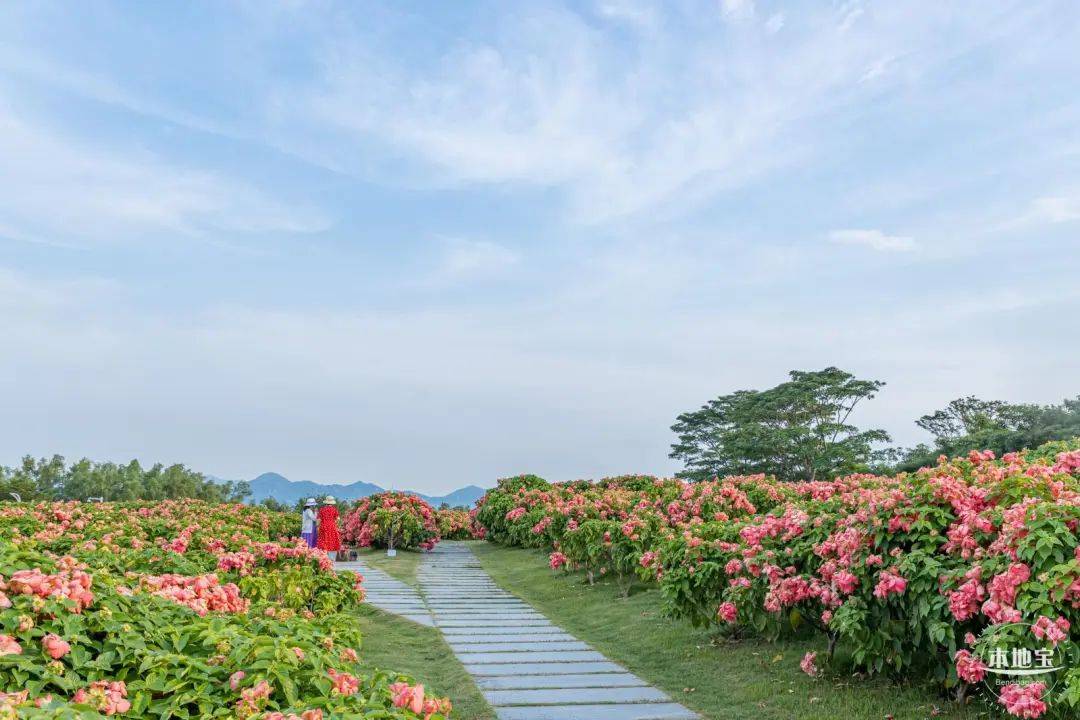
top-left (437, 238), bottom-right (520, 279)
top-left (1028, 194), bottom-right (1080, 224)
top-left (0, 97), bottom-right (327, 247)
top-left (282, 3), bottom-right (1009, 226)
top-left (829, 229), bottom-right (918, 252)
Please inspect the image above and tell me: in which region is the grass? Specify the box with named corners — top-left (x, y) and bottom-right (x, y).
top-left (355, 603), bottom-right (495, 720)
top-left (472, 543), bottom-right (991, 720)
top-left (352, 546), bottom-right (423, 585)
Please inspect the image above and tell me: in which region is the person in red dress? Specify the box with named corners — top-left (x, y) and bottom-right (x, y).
top-left (317, 496), bottom-right (342, 560)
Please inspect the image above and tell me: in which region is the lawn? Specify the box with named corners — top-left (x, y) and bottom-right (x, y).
top-left (472, 543), bottom-right (990, 720)
top-left (355, 603), bottom-right (495, 720)
top-left (353, 546), bottom-right (424, 585)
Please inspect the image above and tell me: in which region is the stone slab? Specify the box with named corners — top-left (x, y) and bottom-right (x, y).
top-left (449, 641), bottom-right (591, 653)
top-left (447, 633), bottom-right (578, 643)
top-left (457, 649), bottom-right (608, 664)
top-left (464, 661), bottom-right (626, 676)
top-left (493, 703), bottom-right (699, 720)
top-left (476, 673), bottom-right (647, 690)
top-left (485, 686), bottom-right (671, 707)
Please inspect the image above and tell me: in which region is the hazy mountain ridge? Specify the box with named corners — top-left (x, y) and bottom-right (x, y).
top-left (243, 472), bottom-right (487, 508)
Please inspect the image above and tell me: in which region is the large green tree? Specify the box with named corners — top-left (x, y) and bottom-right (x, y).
top-left (671, 367), bottom-right (890, 482)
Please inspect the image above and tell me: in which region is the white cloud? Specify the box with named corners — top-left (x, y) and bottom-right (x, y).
top-left (596, 0), bottom-right (658, 29)
top-left (829, 229), bottom-right (918, 252)
top-left (0, 99), bottom-right (327, 247)
top-left (764, 13), bottom-right (785, 34)
top-left (720, 0), bottom-right (755, 21)
top-left (280, 3), bottom-right (996, 226)
top-left (438, 238), bottom-right (520, 278)
top-left (1028, 195), bottom-right (1080, 224)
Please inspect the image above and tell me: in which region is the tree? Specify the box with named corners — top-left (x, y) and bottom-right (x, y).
top-left (0, 455), bottom-right (249, 503)
top-left (895, 395), bottom-right (1080, 471)
top-left (671, 367), bottom-right (890, 482)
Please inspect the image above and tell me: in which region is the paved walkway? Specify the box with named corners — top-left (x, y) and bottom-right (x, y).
top-left (416, 542), bottom-right (699, 720)
top-left (334, 559), bottom-right (434, 627)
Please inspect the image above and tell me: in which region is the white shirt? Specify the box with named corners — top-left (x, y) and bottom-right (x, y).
top-left (302, 507), bottom-right (317, 533)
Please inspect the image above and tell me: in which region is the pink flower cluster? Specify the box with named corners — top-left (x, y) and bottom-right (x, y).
top-left (327, 669), bottom-right (359, 696)
top-left (998, 682), bottom-right (1047, 719)
top-left (1031, 615), bottom-right (1070, 646)
top-left (235, 679), bottom-right (272, 717)
top-left (872, 568), bottom-right (907, 599)
top-left (2, 559), bottom-right (94, 612)
top-left (389, 682), bottom-right (452, 719)
top-left (140, 573), bottom-right (249, 615)
top-left (73, 681), bottom-right (131, 716)
top-left (953, 649), bottom-right (987, 683)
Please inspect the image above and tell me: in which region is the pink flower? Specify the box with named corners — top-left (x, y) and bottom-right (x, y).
top-left (229, 671), bottom-right (246, 690)
top-left (717, 602), bottom-right (737, 623)
top-left (833, 570), bottom-right (858, 595)
top-left (389, 682), bottom-right (425, 713)
top-left (42, 634), bottom-right (71, 659)
top-left (0, 635), bottom-right (22, 656)
top-left (1031, 616), bottom-right (1069, 647)
top-left (954, 650), bottom-right (987, 683)
top-left (73, 681), bottom-right (131, 716)
top-left (800, 651), bottom-right (819, 677)
top-left (873, 568), bottom-right (907, 599)
top-left (548, 552), bottom-right (568, 570)
top-left (998, 683), bottom-right (1047, 719)
top-left (327, 669), bottom-right (359, 697)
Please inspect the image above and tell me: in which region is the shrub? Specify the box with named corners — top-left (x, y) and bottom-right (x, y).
top-left (435, 509), bottom-right (483, 540)
top-left (341, 493), bottom-right (440, 551)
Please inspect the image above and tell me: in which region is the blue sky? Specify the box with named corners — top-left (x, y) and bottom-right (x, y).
top-left (1, 1), bottom-right (1078, 493)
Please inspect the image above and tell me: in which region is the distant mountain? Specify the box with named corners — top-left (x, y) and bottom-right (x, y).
top-left (242, 472), bottom-right (487, 508)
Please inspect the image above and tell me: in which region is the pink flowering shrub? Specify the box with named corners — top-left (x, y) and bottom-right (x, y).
top-left (0, 499), bottom-right (451, 719)
top-left (436, 508), bottom-right (485, 540)
top-left (474, 440), bottom-right (1080, 717)
top-left (342, 492), bottom-right (440, 551)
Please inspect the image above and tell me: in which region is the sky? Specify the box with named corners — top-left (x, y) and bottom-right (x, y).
top-left (1, 1), bottom-right (1078, 494)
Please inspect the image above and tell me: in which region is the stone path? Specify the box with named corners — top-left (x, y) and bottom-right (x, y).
top-left (416, 542), bottom-right (699, 720)
top-left (334, 559), bottom-right (434, 627)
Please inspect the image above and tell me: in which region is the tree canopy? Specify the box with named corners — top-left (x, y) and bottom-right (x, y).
top-left (0, 455), bottom-right (249, 503)
top-left (670, 367), bottom-right (890, 482)
top-left (894, 395), bottom-right (1080, 471)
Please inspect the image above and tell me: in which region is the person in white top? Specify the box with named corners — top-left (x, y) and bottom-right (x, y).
top-left (301, 498), bottom-right (318, 548)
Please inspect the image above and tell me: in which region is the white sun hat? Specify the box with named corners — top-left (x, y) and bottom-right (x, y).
top-left (324, 496), bottom-right (337, 504)
top-left (304, 498), bottom-right (317, 506)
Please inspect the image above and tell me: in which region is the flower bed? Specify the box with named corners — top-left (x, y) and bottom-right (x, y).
top-left (474, 443), bottom-right (1080, 718)
top-left (342, 493), bottom-right (440, 551)
top-left (0, 499), bottom-right (450, 718)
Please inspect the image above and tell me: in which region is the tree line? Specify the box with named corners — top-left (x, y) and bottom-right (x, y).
top-left (671, 366), bottom-right (1079, 482)
top-left (0, 456), bottom-right (250, 503)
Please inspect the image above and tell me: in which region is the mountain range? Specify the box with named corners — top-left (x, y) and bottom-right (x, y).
top-left (239, 472), bottom-right (488, 508)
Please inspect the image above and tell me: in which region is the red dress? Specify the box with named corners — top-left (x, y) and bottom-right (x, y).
top-left (317, 505), bottom-right (341, 551)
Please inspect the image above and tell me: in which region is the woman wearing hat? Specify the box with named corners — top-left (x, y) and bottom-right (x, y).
top-left (301, 498), bottom-right (318, 548)
top-left (317, 496), bottom-right (342, 560)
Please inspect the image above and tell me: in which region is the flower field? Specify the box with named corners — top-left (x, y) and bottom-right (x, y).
top-left (473, 440), bottom-right (1080, 718)
top-left (0, 499), bottom-right (450, 719)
